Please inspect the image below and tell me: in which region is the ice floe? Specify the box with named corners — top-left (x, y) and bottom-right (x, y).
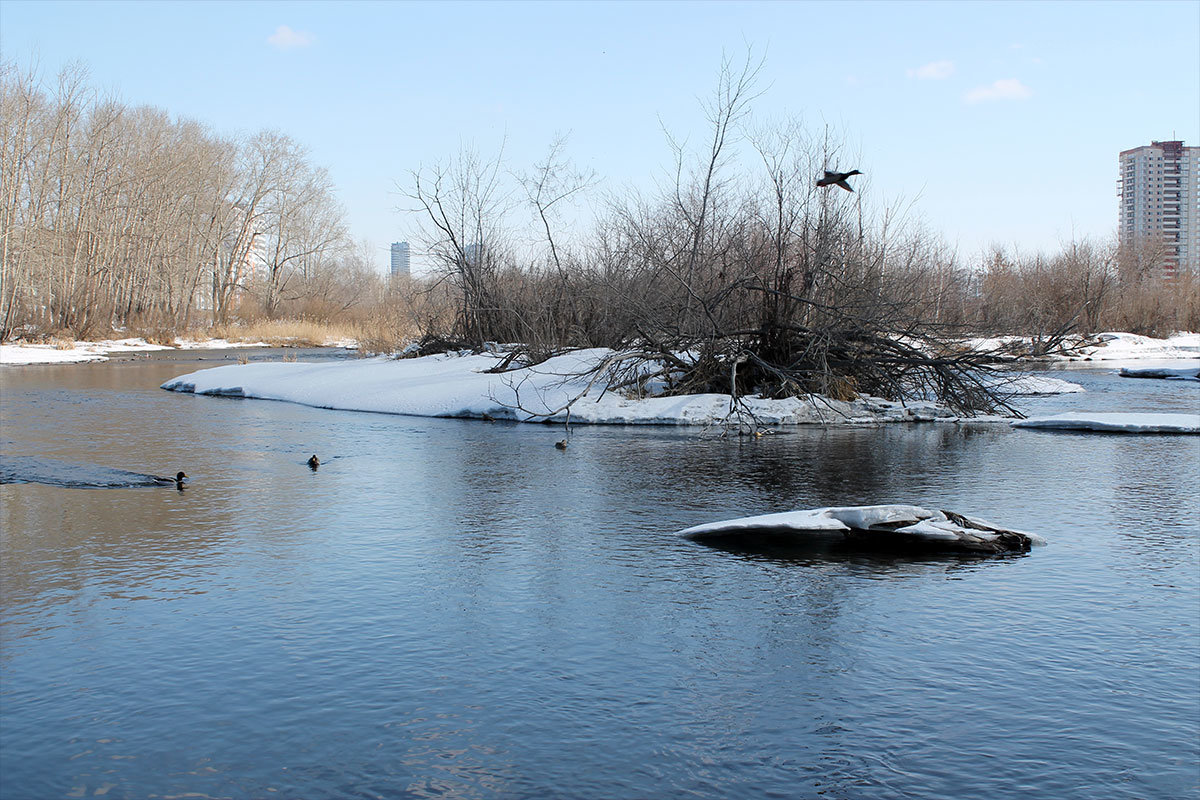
top-left (1118, 366), bottom-right (1200, 381)
top-left (1012, 412), bottom-right (1200, 434)
top-left (680, 505), bottom-right (1045, 554)
top-left (160, 348), bottom-right (1013, 427)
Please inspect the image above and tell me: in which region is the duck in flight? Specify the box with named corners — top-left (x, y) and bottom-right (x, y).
top-left (817, 169), bottom-right (862, 192)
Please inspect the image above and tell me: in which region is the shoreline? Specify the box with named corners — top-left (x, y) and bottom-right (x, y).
top-left (0, 337), bottom-right (356, 366)
top-left (158, 348), bottom-right (1079, 429)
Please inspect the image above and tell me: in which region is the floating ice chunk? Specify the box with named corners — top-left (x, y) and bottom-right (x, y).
top-left (679, 504), bottom-right (1044, 554)
top-left (1012, 412), bottom-right (1200, 434)
top-left (1118, 367), bottom-right (1200, 381)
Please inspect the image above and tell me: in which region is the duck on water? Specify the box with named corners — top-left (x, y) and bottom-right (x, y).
top-left (154, 471), bottom-right (188, 490)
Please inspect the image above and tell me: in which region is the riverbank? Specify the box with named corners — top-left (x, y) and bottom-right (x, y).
top-left (8, 330), bottom-right (1196, 368)
top-left (0, 334), bottom-right (356, 366)
top-left (964, 331), bottom-right (1200, 362)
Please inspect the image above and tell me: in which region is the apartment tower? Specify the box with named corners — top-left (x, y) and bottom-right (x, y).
top-left (1117, 140), bottom-right (1199, 277)
top-left (390, 241), bottom-right (411, 277)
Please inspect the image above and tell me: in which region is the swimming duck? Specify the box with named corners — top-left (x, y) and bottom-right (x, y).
top-left (307, 455), bottom-right (320, 470)
top-left (816, 169), bottom-right (862, 192)
top-left (555, 440), bottom-right (568, 450)
top-left (153, 471), bottom-right (187, 489)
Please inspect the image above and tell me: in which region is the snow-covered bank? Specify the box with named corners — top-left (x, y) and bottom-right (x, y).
top-left (1013, 413), bottom-right (1200, 434)
top-left (965, 331), bottom-right (1199, 363)
top-left (0, 338), bottom-right (173, 365)
top-left (161, 349), bottom-right (1025, 427)
top-left (1065, 332), bottom-right (1199, 361)
top-left (680, 505), bottom-right (1045, 554)
top-left (0, 336), bottom-right (314, 365)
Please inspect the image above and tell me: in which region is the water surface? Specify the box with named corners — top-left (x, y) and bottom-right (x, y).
top-left (2, 354), bottom-right (1197, 799)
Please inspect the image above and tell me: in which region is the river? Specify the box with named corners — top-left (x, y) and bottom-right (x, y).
top-left (1, 350), bottom-right (1197, 799)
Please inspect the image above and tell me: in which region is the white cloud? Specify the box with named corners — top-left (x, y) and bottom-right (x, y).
top-left (906, 60), bottom-right (955, 80)
top-left (267, 25), bottom-right (315, 50)
top-left (964, 78), bottom-right (1033, 104)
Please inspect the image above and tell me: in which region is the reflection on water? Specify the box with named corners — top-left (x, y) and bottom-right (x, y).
top-left (0, 355), bottom-right (1197, 799)
top-left (689, 531), bottom-right (1033, 569)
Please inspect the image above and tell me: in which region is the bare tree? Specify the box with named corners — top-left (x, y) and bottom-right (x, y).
top-left (408, 145), bottom-right (512, 347)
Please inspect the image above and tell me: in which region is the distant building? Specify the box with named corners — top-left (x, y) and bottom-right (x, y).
top-left (463, 243), bottom-right (482, 267)
top-left (390, 241), bottom-right (410, 277)
top-left (1118, 140), bottom-right (1199, 277)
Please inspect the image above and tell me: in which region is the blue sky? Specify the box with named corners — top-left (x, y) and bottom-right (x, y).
top-left (3, 0), bottom-right (1197, 273)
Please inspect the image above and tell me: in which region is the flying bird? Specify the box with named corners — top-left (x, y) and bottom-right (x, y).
top-left (817, 169), bottom-right (862, 192)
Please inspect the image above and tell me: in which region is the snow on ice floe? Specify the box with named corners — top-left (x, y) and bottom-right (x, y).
top-left (1012, 412), bottom-right (1200, 434)
top-left (160, 348), bottom-right (1006, 427)
top-left (1118, 366), bottom-right (1200, 381)
top-left (680, 505), bottom-right (1045, 554)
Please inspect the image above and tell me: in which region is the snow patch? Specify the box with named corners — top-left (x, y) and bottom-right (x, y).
top-left (172, 338), bottom-right (270, 350)
top-left (160, 349), bottom-right (999, 427)
top-left (962, 331), bottom-right (1199, 363)
top-left (0, 337), bottom-right (173, 365)
top-left (992, 374), bottom-right (1084, 395)
top-left (680, 505), bottom-right (1045, 554)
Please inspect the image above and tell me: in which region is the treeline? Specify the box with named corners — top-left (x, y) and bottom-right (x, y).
top-left (971, 239), bottom-right (1199, 344)
top-left (0, 62), bottom-right (377, 342)
top-left (3, 57), bottom-right (1195, 369)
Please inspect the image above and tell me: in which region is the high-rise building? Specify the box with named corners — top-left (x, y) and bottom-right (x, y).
top-left (390, 241), bottom-right (411, 277)
top-left (463, 243), bottom-right (482, 266)
top-left (1118, 140), bottom-right (1199, 277)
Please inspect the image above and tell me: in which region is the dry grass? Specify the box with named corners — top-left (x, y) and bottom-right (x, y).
top-left (141, 329), bottom-right (177, 347)
top-left (205, 319), bottom-right (360, 347)
top-left (184, 317), bottom-right (422, 354)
